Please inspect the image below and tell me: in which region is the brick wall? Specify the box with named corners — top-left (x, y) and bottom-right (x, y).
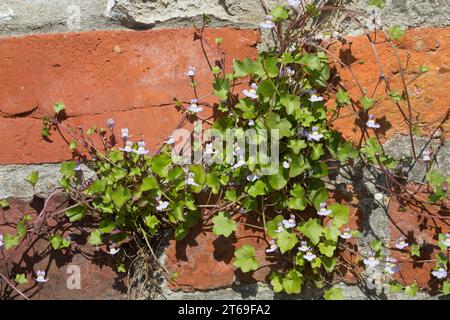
top-left (0, 1), bottom-right (449, 300)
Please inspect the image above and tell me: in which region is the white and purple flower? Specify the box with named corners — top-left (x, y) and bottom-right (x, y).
top-left (282, 214), bottom-right (296, 229)
top-left (395, 237), bottom-right (409, 250)
top-left (384, 257), bottom-right (399, 274)
top-left (303, 251), bottom-right (317, 261)
top-left (275, 222), bottom-right (284, 234)
top-left (188, 99), bottom-right (203, 113)
top-left (431, 265), bottom-right (448, 279)
top-left (186, 172), bottom-right (199, 187)
top-left (121, 128), bottom-right (130, 140)
top-left (288, 0), bottom-right (301, 7)
top-left (106, 118), bottom-right (115, 130)
top-left (282, 160), bottom-right (291, 169)
top-left (318, 202), bottom-right (332, 217)
top-left (366, 114), bottom-right (381, 129)
top-left (246, 173), bottom-right (260, 182)
top-left (308, 94), bottom-right (324, 103)
top-left (248, 119), bottom-right (255, 127)
top-left (186, 65), bottom-right (196, 77)
top-left (260, 15), bottom-right (275, 29)
top-left (107, 245), bottom-right (120, 255)
top-left (231, 157), bottom-right (246, 170)
top-left (243, 83), bottom-right (258, 99)
top-left (204, 143), bottom-right (216, 156)
top-left (306, 126), bottom-right (324, 142)
top-left (363, 255), bottom-right (380, 268)
top-left (422, 150), bottom-right (431, 162)
top-left (266, 239), bottom-right (278, 253)
top-left (35, 271), bottom-right (49, 283)
top-left (156, 200), bottom-right (169, 211)
top-left (340, 227), bottom-right (352, 240)
top-left (134, 140), bottom-right (149, 155)
top-left (0, 234), bottom-right (3, 248)
top-left (120, 140), bottom-right (134, 153)
top-left (164, 136), bottom-right (175, 145)
top-left (298, 241), bottom-right (311, 252)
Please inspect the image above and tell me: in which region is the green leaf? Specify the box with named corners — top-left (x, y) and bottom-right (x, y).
top-left (213, 78), bottom-right (230, 101)
top-left (88, 229), bottom-right (103, 246)
top-left (310, 187), bottom-right (329, 210)
top-left (140, 176), bottom-right (158, 192)
top-left (206, 173), bottom-right (220, 195)
top-left (50, 234), bottom-right (71, 250)
top-left (247, 180), bottom-right (268, 198)
top-left (65, 205), bottom-right (86, 222)
top-left (188, 165), bottom-right (207, 192)
top-left (388, 25), bottom-right (405, 41)
top-left (389, 281), bottom-right (404, 293)
top-left (269, 272), bottom-right (283, 293)
top-left (99, 219), bottom-right (116, 234)
top-left (287, 184), bottom-right (307, 210)
top-left (111, 184), bottom-right (131, 209)
top-left (298, 219), bottom-right (323, 245)
top-left (88, 179), bottom-right (107, 193)
top-left (151, 154), bottom-right (171, 178)
top-left (369, 0), bottom-right (385, 9)
top-left (404, 283), bottom-right (419, 297)
top-left (144, 215), bottom-right (160, 234)
top-left (371, 239), bottom-right (383, 252)
top-left (336, 88), bottom-right (351, 105)
top-left (225, 190), bottom-right (238, 202)
top-left (301, 54), bottom-right (321, 71)
top-left (69, 141), bottom-right (77, 150)
top-left (3, 234), bottom-right (20, 250)
top-left (329, 203), bottom-right (349, 228)
top-left (289, 155), bottom-right (309, 177)
top-left (337, 142), bottom-right (358, 162)
top-left (267, 172), bottom-right (287, 190)
top-left (117, 264), bottom-right (126, 273)
top-left (60, 161), bottom-right (77, 178)
top-left (15, 273), bottom-right (28, 285)
top-left (233, 58), bottom-right (260, 77)
top-left (318, 240), bottom-right (337, 257)
top-left (276, 231), bottom-right (298, 253)
top-left (324, 287), bottom-right (344, 300)
top-left (360, 96), bottom-right (375, 110)
top-left (212, 212), bottom-right (237, 238)
top-left (54, 102), bottom-right (65, 114)
top-left (441, 281), bottom-right (450, 295)
top-left (280, 94), bottom-right (300, 115)
top-left (270, 5), bottom-right (289, 21)
top-left (411, 244), bottom-right (421, 257)
top-left (322, 257), bottom-right (337, 272)
top-left (0, 199), bottom-right (9, 209)
top-left (25, 171), bottom-right (39, 188)
top-left (311, 143), bottom-right (325, 160)
top-left (282, 270), bottom-right (303, 294)
top-left (233, 245), bottom-right (259, 273)
top-left (419, 65), bottom-right (429, 73)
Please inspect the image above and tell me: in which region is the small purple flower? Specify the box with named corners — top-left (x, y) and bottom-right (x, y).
top-left (441, 233), bottom-right (450, 247)
top-left (384, 257), bottom-right (399, 274)
top-left (422, 150), bottom-right (431, 162)
top-left (298, 241), bottom-right (311, 252)
top-left (0, 234), bottom-right (3, 248)
top-left (246, 173), bottom-right (260, 182)
top-left (303, 251), bottom-right (317, 261)
top-left (431, 265), bottom-right (447, 279)
top-left (188, 99), bottom-right (203, 113)
top-left (306, 126), bottom-right (324, 142)
top-left (260, 15), bottom-right (275, 29)
top-left (248, 119), bottom-right (255, 127)
top-left (107, 245), bottom-right (120, 255)
top-left (186, 172), bottom-right (199, 187)
top-left (318, 202), bottom-right (332, 217)
top-left (282, 160), bottom-right (291, 169)
top-left (120, 140), bottom-right (134, 153)
top-left (156, 200), bottom-right (169, 211)
top-left (243, 83), bottom-right (258, 99)
top-left (366, 115), bottom-right (381, 129)
top-left (340, 227), bottom-right (352, 240)
top-left (308, 94), bottom-right (324, 103)
top-left (395, 237), bottom-right (408, 250)
top-left (282, 214), bottom-right (296, 229)
top-left (265, 239), bottom-right (278, 253)
top-left (363, 255), bottom-right (379, 268)
top-left (134, 140), bottom-right (149, 155)
top-left (288, 0), bottom-right (301, 7)
top-left (106, 118), bottom-right (115, 130)
top-left (121, 128), bottom-right (129, 140)
top-left (204, 143), bottom-right (216, 156)
top-left (35, 271), bottom-right (49, 283)
top-left (186, 65), bottom-right (196, 77)
top-left (275, 222), bottom-right (284, 233)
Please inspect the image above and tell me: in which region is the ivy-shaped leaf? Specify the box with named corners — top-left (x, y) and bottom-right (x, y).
top-left (276, 231), bottom-right (298, 253)
top-left (212, 212), bottom-right (236, 238)
top-left (233, 245), bottom-right (259, 273)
